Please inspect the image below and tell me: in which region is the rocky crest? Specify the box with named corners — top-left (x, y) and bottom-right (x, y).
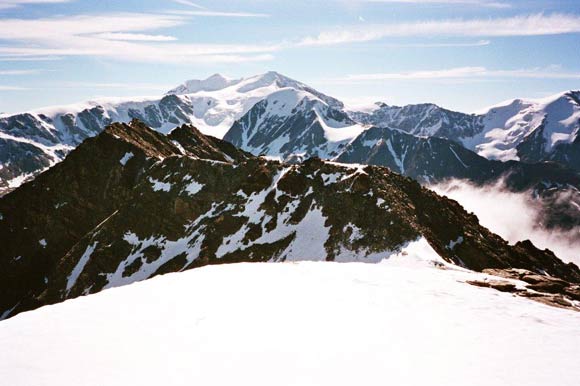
top-left (467, 268), bottom-right (580, 311)
top-left (0, 72), bottom-right (339, 195)
top-left (349, 102), bottom-right (485, 139)
top-left (1, 120), bottom-right (579, 319)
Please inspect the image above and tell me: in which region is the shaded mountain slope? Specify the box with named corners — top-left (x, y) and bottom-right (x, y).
top-left (0, 72), bottom-right (337, 194)
top-left (1, 120), bottom-right (578, 319)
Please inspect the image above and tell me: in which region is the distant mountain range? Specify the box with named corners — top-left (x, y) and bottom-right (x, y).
top-left (2, 120), bottom-right (578, 320)
top-left (350, 91), bottom-right (580, 165)
top-left (1, 72), bottom-right (579, 229)
top-left (0, 72), bottom-right (324, 193)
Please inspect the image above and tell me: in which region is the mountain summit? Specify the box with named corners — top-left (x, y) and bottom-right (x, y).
top-left (1, 72), bottom-right (579, 204)
top-left (167, 73), bottom-right (241, 94)
top-left (0, 72), bottom-right (339, 194)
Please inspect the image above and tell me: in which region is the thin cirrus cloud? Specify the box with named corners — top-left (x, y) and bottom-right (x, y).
top-left (93, 33), bottom-right (178, 42)
top-left (58, 81), bottom-right (175, 90)
top-left (2, 10), bottom-right (578, 65)
top-left (332, 66), bottom-right (580, 82)
top-left (0, 56), bottom-right (62, 61)
top-left (167, 10), bottom-right (270, 18)
top-left (168, 0), bottom-right (269, 17)
top-left (0, 13), bottom-right (279, 64)
top-left (380, 39), bottom-right (490, 47)
top-left (299, 13), bottom-right (580, 46)
top-left (358, 0), bottom-right (510, 8)
top-left (0, 69), bottom-right (43, 75)
top-left (0, 0), bottom-right (71, 10)
top-left (171, 0), bottom-right (207, 10)
top-left (0, 85), bottom-right (28, 90)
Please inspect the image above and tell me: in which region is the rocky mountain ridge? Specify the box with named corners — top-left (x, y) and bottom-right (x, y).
top-left (1, 120), bottom-right (579, 320)
top-left (351, 91), bottom-right (580, 168)
top-left (224, 93), bottom-right (580, 231)
top-left (1, 72), bottom-right (579, 196)
top-left (0, 72), bottom-right (339, 194)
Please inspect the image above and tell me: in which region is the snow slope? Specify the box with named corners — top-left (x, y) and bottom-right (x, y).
top-left (224, 87), bottom-right (366, 160)
top-left (348, 91), bottom-right (580, 163)
top-left (166, 71), bottom-right (343, 137)
top-left (1, 245), bottom-right (579, 386)
top-left (463, 91), bottom-right (580, 161)
top-left (1, 72), bottom-right (578, 195)
top-left (1, 71), bottom-right (333, 139)
top-left (0, 72), bottom-right (343, 193)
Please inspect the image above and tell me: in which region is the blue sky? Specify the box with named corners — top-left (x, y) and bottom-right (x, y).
top-left (0, 0), bottom-right (579, 113)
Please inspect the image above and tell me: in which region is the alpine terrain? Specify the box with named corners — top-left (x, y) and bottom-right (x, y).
top-left (3, 0), bottom-right (580, 383)
top-left (1, 120), bottom-right (579, 320)
top-left (2, 71), bottom-right (579, 204)
top-left (0, 72), bottom-right (335, 194)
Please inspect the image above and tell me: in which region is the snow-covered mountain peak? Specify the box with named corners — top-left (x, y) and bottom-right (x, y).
top-left (167, 71), bottom-right (306, 95)
top-left (566, 89), bottom-right (580, 99)
top-left (258, 87), bottom-right (314, 116)
top-left (477, 90), bottom-right (579, 116)
top-left (462, 90), bottom-right (580, 161)
top-left (0, 72), bottom-right (353, 194)
top-left (223, 85), bottom-right (366, 161)
top-left (158, 71), bottom-right (343, 138)
top-left (166, 73), bottom-right (242, 95)
top-left (237, 71), bottom-right (301, 92)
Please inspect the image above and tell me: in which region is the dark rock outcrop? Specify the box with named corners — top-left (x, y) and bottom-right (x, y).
top-left (1, 120), bottom-right (579, 320)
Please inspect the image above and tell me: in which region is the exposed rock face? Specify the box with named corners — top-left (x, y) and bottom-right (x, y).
top-left (351, 91), bottom-right (580, 168)
top-left (349, 102), bottom-right (485, 139)
top-left (2, 74), bottom-right (579, 200)
top-left (0, 72), bottom-right (343, 195)
top-left (0, 96), bottom-right (197, 195)
top-left (227, 102), bottom-right (580, 231)
top-left (224, 88), bottom-right (362, 161)
top-left (1, 120), bottom-right (579, 319)
top-left (0, 120), bottom-right (248, 318)
top-left (547, 135), bottom-right (580, 172)
top-left (467, 268), bottom-right (580, 311)
top-left (335, 126), bottom-right (495, 182)
top-left (226, 95), bottom-right (580, 193)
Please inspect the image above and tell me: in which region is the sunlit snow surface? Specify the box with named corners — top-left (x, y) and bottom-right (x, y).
top-left (1, 239), bottom-right (579, 386)
top-left (464, 91), bottom-right (580, 161)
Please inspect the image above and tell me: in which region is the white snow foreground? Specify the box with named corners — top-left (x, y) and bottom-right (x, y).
top-left (1, 240), bottom-right (580, 386)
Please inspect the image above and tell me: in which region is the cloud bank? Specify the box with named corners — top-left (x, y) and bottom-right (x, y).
top-left (430, 179), bottom-right (580, 266)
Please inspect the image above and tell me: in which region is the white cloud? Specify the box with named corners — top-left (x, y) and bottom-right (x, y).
top-left (171, 0), bottom-right (207, 10)
top-left (0, 85), bottom-right (28, 90)
top-left (168, 10), bottom-right (270, 18)
top-left (430, 179), bottom-right (580, 265)
top-left (92, 33), bottom-right (178, 42)
top-left (57, 81), bottom-right (175, 90)
top-left (168, 0), bottom-right (268, 17)
top-left (299, 13), bottom-right (580, 46)
top-left (0, 13), bottom-right (278, 64)
top-left (0, 69), bottom-right (42, 75)
top-left (0, 56), bottom-right (62, 61)
top-left (0, 13), bottom-right (184, 40)
top-left (380, 39), bottom-right (490, 48)
top-left (0, 0), bottom-right (71, 10)
top-left (358, 0), bottom-right (510, 8)
top-left (331, 66), bottom-right (580, 82)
